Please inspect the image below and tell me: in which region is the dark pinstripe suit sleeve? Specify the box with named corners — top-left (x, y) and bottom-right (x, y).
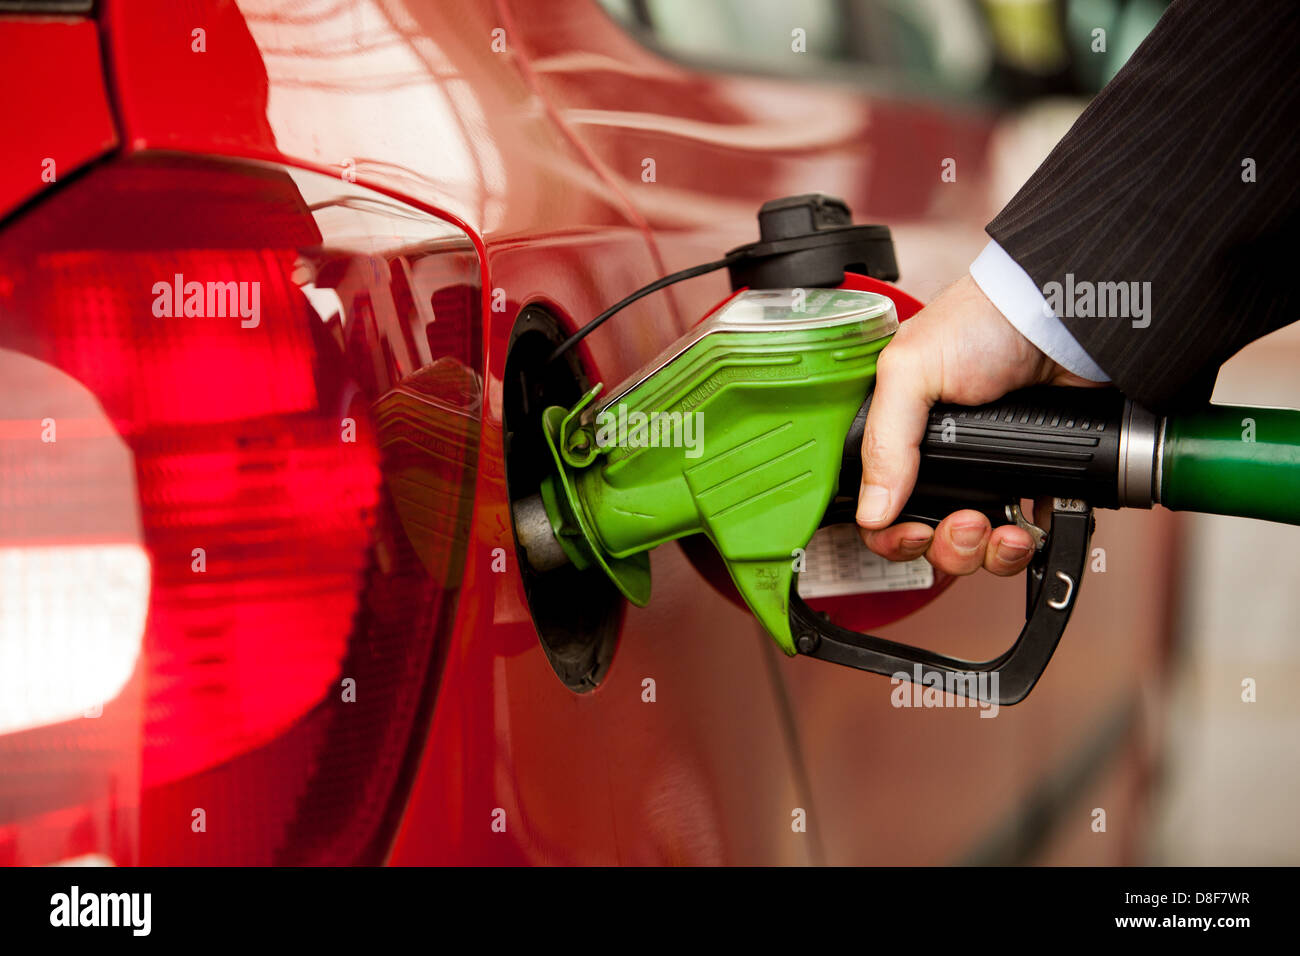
top-left (987, 0), bottom-right (1300, 412)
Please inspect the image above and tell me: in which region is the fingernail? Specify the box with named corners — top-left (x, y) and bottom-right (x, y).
top-left (858, 485), bottom-right (890, 525)
top-left (900, 534), bottom-right (932, 555)
top-left (997, 540), bottom-right (1031, 564)
top-left (951, 523), bottom-right (984, 552)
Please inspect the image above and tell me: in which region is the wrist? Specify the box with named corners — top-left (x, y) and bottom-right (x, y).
top-left (968, 241), bottom-right (1111, 383)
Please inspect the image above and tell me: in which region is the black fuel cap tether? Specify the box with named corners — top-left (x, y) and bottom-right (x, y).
top-left (725, 193), bottom-right (899, 292)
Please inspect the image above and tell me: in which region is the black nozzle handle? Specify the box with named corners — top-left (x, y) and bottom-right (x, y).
top-left (839, 386), bottom-right (1128, 515)
top-left (809, 386), bottom-right (1128, 705)
top-left (795, 498), bottom-right (1095, 704)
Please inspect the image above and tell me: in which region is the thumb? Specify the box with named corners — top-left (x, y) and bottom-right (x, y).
top-left (857, 351), bottom-right (932, 529)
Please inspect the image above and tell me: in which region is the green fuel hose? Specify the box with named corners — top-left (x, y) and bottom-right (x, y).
top-left (1161, 405), bottom-right (1300, 525)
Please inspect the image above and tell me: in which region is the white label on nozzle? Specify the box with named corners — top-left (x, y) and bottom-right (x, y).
top-left (796, 524), bottom-right (933, 598)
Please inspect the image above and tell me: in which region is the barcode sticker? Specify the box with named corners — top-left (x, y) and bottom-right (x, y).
top-left (796, 524), bottom-right (933, 598)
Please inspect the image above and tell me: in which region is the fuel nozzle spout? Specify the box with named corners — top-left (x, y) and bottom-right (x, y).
top-left (512, 492), bottom-right (571, 573)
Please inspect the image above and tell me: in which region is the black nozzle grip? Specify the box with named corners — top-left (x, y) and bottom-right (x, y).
top-left (795, 499), bottom-right (1095, 704)
top-left (839, 386), bottom-right (1125, 511)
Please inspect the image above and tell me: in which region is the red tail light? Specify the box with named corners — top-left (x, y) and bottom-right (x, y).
top-left (0, 155), bottom-right (483, 864)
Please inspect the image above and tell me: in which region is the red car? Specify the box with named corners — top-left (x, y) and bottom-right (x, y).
top-left (0, 0), bottom-right (1176, 865)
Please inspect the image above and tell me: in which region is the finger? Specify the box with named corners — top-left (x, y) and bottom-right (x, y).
top-left (860, 522), bottom-right (935, 562)
top-left (857, 346), bottom-right (932, 529)
top-left (924, 510), bottom-right (991, 576)
top-left (984, 525), bottom-right (1035, 576)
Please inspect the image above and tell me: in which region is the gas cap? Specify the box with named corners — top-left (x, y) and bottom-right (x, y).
top-left (725, 193), bottom-right (899, 291)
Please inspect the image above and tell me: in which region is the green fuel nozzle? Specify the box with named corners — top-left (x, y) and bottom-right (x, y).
top-left (511, 194), bottom-right (1300, 704)
top-left (518, 287), bottom-right (898, 654)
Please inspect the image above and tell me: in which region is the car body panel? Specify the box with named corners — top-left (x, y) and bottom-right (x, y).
top-left (2, 0), bottom-right (1177, 863)
top-left (97, 0), bottom-right (813, 864)
top-left (492, 0), bottom-right (1180, 863)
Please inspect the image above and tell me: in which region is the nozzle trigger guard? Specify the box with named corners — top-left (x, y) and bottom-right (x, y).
top-left (792, 498), bottom-right (1094, 705)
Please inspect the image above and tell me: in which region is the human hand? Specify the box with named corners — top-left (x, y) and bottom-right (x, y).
top-left (857, 274), bottom-right (1102, 576)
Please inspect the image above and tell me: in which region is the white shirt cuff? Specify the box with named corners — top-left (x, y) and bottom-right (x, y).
top-left (969, 239), bottom-right (1111, 383)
